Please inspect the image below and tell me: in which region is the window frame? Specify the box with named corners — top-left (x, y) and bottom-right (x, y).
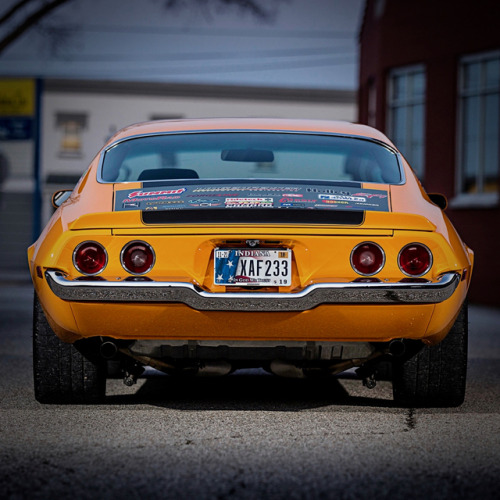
top-left (386, 64), bottom-right (427, 180)
top-left (453, 50), bottom-right (500, 208)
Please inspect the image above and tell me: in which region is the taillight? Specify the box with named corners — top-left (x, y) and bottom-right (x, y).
top-left (351, 242), bottom-right (385, 276)
top-left (121, 241), bottom-right (155, 275)
top-left (398, 243), bottom-right (432, 277)
top-left (73, 241), bottom-right (107, 275)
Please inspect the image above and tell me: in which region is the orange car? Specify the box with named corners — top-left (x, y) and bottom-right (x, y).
top-left (28, 118), bottom-right (473, 406)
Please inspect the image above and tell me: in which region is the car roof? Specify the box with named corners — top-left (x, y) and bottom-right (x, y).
top-left (108, 118), bottom-right (394, 147)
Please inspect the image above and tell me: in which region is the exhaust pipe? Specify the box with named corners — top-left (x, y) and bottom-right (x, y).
top-left (388, 339), bottom-right (406, 357)
top-left (100, 341), bottom-right (118, 359)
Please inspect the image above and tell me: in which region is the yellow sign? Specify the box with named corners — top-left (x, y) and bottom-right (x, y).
top-left (0, 79), bottom-right (35, 116)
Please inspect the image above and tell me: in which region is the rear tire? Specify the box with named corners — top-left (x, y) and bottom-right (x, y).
top-left (392, 302), bottom-right (468, 407)
top-left (33, 295), bottom-right (106, 403)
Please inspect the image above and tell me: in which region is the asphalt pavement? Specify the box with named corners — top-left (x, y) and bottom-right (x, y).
top-left (1, 279), bottom-right (499, 499)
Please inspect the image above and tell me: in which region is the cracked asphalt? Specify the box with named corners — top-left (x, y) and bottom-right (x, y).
top-left (1, 282), bottom-right (499, 499)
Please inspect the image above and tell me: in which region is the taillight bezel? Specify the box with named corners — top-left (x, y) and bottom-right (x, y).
top-left (120, 240), bottom-right (156, 275)
top-left (73, 241), bottom-right (108, 276)
top-left (398, 243), bottom-right (433, 277)
top-left (350, 241), bottom-right (386, 276)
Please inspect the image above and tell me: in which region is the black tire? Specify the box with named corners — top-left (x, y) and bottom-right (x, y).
top-left (33, 294), bottom-right (106, 403)
top-left (392, 302), bottom-right (468, 407)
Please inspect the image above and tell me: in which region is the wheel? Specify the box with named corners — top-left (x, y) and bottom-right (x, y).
top-left (33, 294), bottom-right (106, 403)
top-left (392, 302), bottom-right (468, 407)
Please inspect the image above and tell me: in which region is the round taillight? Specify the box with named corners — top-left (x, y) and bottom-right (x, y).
top-left (73, 241), bottom-right (107, 276)
top-left (351, 242), bottom-right (385, 276)
top-left (121, 241), bottom-right (155, 275)
top-left (398, 243), bottom-right (432, 277)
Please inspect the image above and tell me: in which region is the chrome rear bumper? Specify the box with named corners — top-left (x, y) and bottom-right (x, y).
top-left (45, 270), bottom-right (460, 312)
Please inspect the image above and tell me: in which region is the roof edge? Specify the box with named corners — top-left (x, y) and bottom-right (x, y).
top-left (44, 78), bottom-right (356, 104)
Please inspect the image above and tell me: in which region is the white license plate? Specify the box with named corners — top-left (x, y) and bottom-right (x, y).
top-left (214, 248), bottom-right (292, 286)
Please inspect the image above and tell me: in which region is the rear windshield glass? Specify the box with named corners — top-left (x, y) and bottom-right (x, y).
top-left (100, 132), bottom-right (402, 184)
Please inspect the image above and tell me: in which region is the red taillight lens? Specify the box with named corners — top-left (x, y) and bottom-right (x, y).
top-left (121, 241), bottom-right (155, 275)
top-left (73, 241), bottom-right (107, 275)
top-left (351, 242), bottom-right (385, 276)
top-left (398, 243), bottom-right (432, 276)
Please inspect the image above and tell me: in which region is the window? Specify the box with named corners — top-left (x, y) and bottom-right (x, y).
top-left (457, 51), bottom-right (500, 204)
top-left (387, 66), bottom-right (426, 178)
top-left (100, 132), bottom-right (402, 185)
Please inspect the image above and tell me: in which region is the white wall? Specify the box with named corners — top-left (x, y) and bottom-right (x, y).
top-left (42, 91), bottom-right (355, 179)
top-left (40, 86), bottom-right (356, 223)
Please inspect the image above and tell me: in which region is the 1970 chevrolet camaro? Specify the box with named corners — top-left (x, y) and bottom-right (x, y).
top-left (28, 118), bottom-right (473, 406)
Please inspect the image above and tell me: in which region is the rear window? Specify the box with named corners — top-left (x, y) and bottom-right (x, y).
top-left (100, 132), bottom-right (402, 184)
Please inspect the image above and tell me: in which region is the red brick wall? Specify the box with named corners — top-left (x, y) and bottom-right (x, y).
top-left (358, 0), bottom-right (500, 306)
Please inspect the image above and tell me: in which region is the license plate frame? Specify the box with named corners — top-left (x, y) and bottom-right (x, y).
top-left (214, 248), bottom-right (292, 286)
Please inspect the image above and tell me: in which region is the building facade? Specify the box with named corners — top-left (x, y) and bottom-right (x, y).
top-left (358, 0), bottom-right (500, 306)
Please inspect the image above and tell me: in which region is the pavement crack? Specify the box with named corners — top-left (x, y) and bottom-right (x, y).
top-left (405, 408), bottom-right (416, 431)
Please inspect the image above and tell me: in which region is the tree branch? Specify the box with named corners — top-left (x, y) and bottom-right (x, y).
top-left (163, 0), bottom-right (279, 22)
top-left (0, 0), bottom-right (35, 26)
top-left (0, 0), bottom-right (284, 56)
top-left (0, 0), bottom-right (71, 55)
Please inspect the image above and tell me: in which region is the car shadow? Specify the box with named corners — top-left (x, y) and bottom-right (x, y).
top-left (103, 370), bottom-right (397, 411)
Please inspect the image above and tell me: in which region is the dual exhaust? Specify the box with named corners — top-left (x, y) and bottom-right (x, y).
top-left (99, 338), bottom-right (407, 382)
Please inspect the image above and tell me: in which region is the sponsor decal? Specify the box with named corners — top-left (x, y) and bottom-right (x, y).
top-left (318, 194), bottom-right (366, 202)
top-left (143, 195), bottom-right (182, 200)
top-left (279, 197), bottom-right (316, 203)
top-left (225, 197), bottom-right (274, 208)
top-left (307, 187), bottom-right (353, 195)
top-left (280, 202), bottom-right (306, 208)
top-left (129, 196), bottom-right (182, 202)
top-left (189, 199), bottom-right (222, 205)
top-left (314, 204), bottom-right (352, 209)
top-left (193, 186), bottom-right (301, 193)
top-left (122, 201), bottom-right (140, 209)
top-left (147, 206), bottom-right (183, 211)
top-left (146, 200), bottom-right (183, 205)
top-left (352, 192), bottom-right (388, 199)
top-left (189, 200), bottom-right (222, 207)
top-left (187, 193), bottom-right (239, 197)
top-left (128, 188), bottom-right (186, 198)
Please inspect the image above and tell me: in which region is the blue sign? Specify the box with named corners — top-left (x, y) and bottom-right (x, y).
top-left (0, 117), bottom-right (34, 140)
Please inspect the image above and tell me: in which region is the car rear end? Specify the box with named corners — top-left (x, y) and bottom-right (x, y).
top-left (29, 121), bottom-right (473, 404)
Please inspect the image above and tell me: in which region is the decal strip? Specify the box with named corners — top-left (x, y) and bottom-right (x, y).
top-left (114, 182), bottom-right (390, 214)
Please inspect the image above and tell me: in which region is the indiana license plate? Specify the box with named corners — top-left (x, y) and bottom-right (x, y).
top-left (214, 248), bottom-right (292, 286)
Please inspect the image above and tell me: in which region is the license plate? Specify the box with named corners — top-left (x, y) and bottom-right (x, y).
top-left (214, 248), bottom-right (292, 286)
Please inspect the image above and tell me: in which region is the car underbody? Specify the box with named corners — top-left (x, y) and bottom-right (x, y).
top-left (97, 337), bottom-right (402, 385)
